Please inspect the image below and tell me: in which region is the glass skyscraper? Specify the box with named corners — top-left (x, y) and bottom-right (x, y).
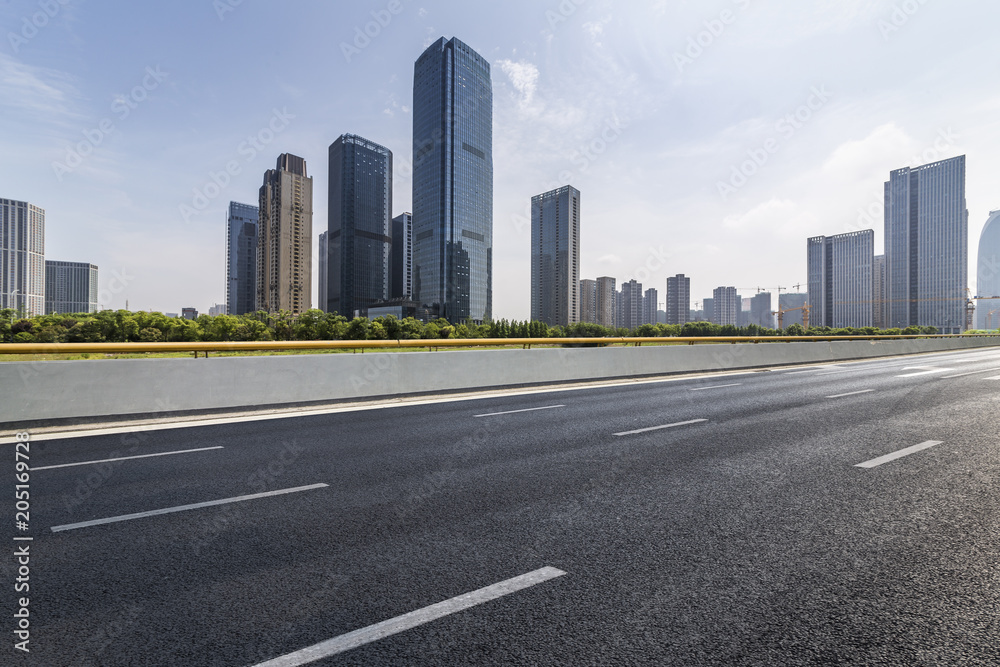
top-left (45, 260), bottom-right (98, 314)
top-left (531, 185), bottom-right (580, 327)
top-left (328, 134), bottom-right (392, 317)
top-left (226, 201), bottom-right (258, 316)
top-left (666, 274), bottom-right (690, 325)
top-left (976, 209), bottom-right (1000, 330)
top-left (412, 37), bottom-right (493, 323)
top-left (807, 230), bottom-right (874, 328)
top-left (884, 155), bottom-right (968, 333)
top-left (1, 198), bottom-right (45, 317)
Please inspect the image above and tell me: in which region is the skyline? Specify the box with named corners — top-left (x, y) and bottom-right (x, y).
top-left (1, 1), bottom-right (998, 318)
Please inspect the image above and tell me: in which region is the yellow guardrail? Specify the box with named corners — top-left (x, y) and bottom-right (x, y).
top-left (1, 334), bottom-right (997, 356)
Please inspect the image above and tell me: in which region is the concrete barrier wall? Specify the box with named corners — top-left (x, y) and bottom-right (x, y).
top-left (3, 337), bottom-right (999, 425)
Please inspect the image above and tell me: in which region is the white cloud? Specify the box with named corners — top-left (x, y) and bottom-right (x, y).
top-left (497, 59), bottom-right (540, 111)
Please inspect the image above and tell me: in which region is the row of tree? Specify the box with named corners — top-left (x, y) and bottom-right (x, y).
top-left (0, 308), bottom-right (946, 345)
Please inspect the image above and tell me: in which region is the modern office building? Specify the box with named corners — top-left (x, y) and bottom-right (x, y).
top-left (873, 254), bottom-right (886, 329)
top-left (579, 279), bottom-right (597, 324)
top-left (1, 198), bottom-right (45, 316)
top-left (778, 293), bottom-right (808, 328)
top-left (807, 230), bottom-right (874, 328)
top-left (44, 260), bottom-right (98, 314)
top-left (208, 304), bottom-right (227, 317)
top-left (258, 154), bottom-right (313, 315)
top-left (391, 212), bottom-right (413, 300)
top-left (318, 231), bottom-right (328, 312)
top-left (412, 37), bottom-right (493, 323)
top-left (666, 274), bottom-right (690, 325)
top-left (596, 276), bottom-right (616, 328)
top-left (976, 210), bottom-right (1000, 330)
top-left (530, 185), bottom-right (580, 327)
top-left (643, 288), bottom-right (658, 326)
top-left (702, 297), bottom-right (715, 324)
top-left (619, 279), bottom-right (643, 330)
top-left (327, 134), bottom-right (392, 317)
top-left (884, 155), bottom-right (968, 333)
top-left (181, 307), bottom-right (198, 320)
top-left (749, 292), bottom-right (772, 328)
top-left (226, 201), bottom-right (258, 316)
top-left (712, 287), bottom-right (738, 326)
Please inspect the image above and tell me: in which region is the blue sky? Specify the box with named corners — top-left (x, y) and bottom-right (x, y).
top-left (2, 0), bottom-right (998, 317)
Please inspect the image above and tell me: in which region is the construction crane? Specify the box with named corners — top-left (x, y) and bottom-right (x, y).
top-left (774, 304), bottom-right (810, 330)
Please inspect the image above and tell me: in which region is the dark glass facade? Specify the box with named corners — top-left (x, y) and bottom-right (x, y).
top-left (412, 37), bottom-right (493, 323)
top-left (666, 274), bottom-right (690, 325)
top-left (390, 212), bottom-right (412, 300)
top-left (328, 134), bottom-right (392, 317)
top-left (226, 201), bottom-right (258, 315)
top-left (531, 186), bottom-right (580, 327)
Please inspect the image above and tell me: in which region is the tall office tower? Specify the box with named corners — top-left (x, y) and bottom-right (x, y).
top-left (412, 37), bottom-right (493, 323)
top-left (885, 155), bottom-right (968, 333)
top-left (702, 297), bottom-right (715, 323)
top-left (750, 292), bottom-right (772, 328)
top-left (619, 279), bottom-right (643, 330)
top-left (712, 287), bottom-right (738, 326)
top-left (226, 201), bottom-right (258, 316)
top-left (873, 254), bottom-right (887, 329)
top-left (666, 274), bottom-right (690, 325)
top-left (0, 198), bottom-right (45, 316)
top-left (391, 212), bottom-right (413, 300)
top-left (807, 230), bottom-right (874, 328)
top-left (257, 154), bottom-right (313, 315)
top-left (643, 288), bottom-right (658, 326)
top-left (530, 185), bottom-right (580, 326)
top-left (976, 210), bottom-right (1000, 329)
top-left (595, 276), bottom-right (616, 328)
top-left (44, 261), bottom-right (98, 314)
top-left (318, 231), bottom-right (328, 312)
top-left (327, 135), bottom-right (392, 317)
top-left (778, 293), bottom-right (808, 328)
top-left (579, 279), bottom-right (597, 324)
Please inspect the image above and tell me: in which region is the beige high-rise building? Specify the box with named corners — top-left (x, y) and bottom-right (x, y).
top-left (257, 154), bottom-right (313, 314)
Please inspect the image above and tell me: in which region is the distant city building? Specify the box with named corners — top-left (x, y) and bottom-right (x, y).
top-left (318, 231), bottom-right (328, 312)
top-left (596, 276), bottom-right (616, 328)
top-left (391, 213), bottom-right (413, 300)
top-left (1, 198), bottom-right (45, 316)
top-left (750, 292), bottom-right (772, 328)
top-left (531, 186), bottom-right (580, 327)
top-left (738, 296), bottom-right (750, 327)
top-left (712, 287), bottom-right (738, 326)
top-left (226, 201), bottom-right (258, 316)
top-left (873, 254), bottom-right (886, 329)
top-left (327, 135), bottom-right (392, 318)
top-left (885, 155), bottom-right (968, 333)
top-left (666, 274), bottom-right (690, 325)
top-left (778, 293), bottom-right (808, 328)
top-left (208, 303), bottom-right (227, 317)
top-left (45, 260), bottom-right (98, 314)
top-left (412, 37), bottom-right (493, 323)
top-left (579, 279), bottom-right (597, 324)
top-left (643, 288), bottom-right (658, 326)
top-left (976, 210), bottom-right (1000, 329)
top-left (181, 307), bottom-right (198, 320)
top-left (807, 230), bottom-right (874, 328)
top-left (368, 299), bottom-right (420, 320)
top-left (258, 154), bottom-right (313, 315)
top-left (619, 279), bottom-right (643, 330)
top-left (702, 297), bottom-right (715, 323)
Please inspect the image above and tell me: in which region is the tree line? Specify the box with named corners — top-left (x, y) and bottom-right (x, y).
top-left (0, 308), bottom-right (945, 344)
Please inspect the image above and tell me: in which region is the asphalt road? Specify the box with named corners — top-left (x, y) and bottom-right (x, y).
top-left (6, 347), bottom-right (1000, 666)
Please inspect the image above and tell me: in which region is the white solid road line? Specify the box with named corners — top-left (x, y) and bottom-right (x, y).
top-left (251, 567), bottom-right (568, 667)
top-left (689, 384), bottom-right (741, 391)
top-left (896, 367), bottom-right (953, 378)
top-left (613, 419), bottom-right (708, 437)
top-left (474, 405), bottom-right (566, 418)
top-left (49, 483), bottom-right (329, 533)
top-left (941, 367), bottom-right (1000, 379)
top-left (826, 390), bottom-right (875, 399)
top-left (31, 446), bottom-right (224, 471)
top-left (855, 441), bottom-right (944, 469)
